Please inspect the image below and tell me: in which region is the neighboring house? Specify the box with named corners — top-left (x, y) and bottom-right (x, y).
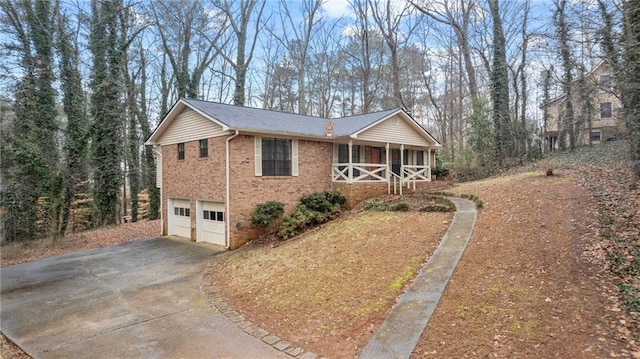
top-left (145, 98), bottom-right (441, 249)
top-left (544, 61), bottom-right (625, 151)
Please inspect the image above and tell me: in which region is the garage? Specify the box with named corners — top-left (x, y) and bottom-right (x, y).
top-left (196, 201), bottom-right (225, 246)
top-left (168, 198), bottom-right (191, 238)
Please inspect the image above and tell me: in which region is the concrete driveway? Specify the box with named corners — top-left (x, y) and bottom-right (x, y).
top-left (0, 237), bottom-right (288, 359)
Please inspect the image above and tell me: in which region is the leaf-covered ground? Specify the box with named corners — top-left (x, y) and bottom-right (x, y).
top-left (1, 219), bottom-right (160, 267)
top-left (412, 141), bottom-right (639, 358)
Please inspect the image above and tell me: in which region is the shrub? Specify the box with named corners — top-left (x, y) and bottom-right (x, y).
top-left (277, 190), bottom-right (345, 240)
top-left (299, 190), bottom-right (347, 212)
top-left (251, 201), bottom-right (284, 228)
top-left (324, 190), bottom-right (347, 207)
top-left (432, 165), bottom-right (450, 179)
top-left (364, 199), bottom-right (409, 212)
top-left (278, 205), bottom-right (313, 239)
top-left (419, 196), bottom-right (456, 212)
top-left (299, 192), bottom-right (334, 212)
top-left (392, 203), bottom-right (409, 211)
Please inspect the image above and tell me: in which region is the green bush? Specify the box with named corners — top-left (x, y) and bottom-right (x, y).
top-left (251, 201), bottom-right (285, 228)
top-left (392, 203), bottom-right (409, 211)
top-left (364, 199), bottom-right (409, 212)
top-left (277, 190), bottom-right (344, 240)
top-left (419, 196), bottom-right (456, 212)
top-left (432, 165), bottom-right (450, 179)
top-left (299, 192), bottom-right (334, 212)
top-left (299, 190), bottom-right (347, 212)
top-left (324, 190), bottom-right (347, 207)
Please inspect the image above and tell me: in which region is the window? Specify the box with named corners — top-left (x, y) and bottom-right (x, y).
top-left (262, 138), bottom-right (292, 176)
top-left (590, 130), bottom-right (602, 142)
top-left (177, 143), bottom-right (185, 160)
top-left (199, 139), bottom-right (208, 158)
top-left (600, 74), bottom-right (612, 91)
top-left (174, 206), bottom-right (190, 217)
top-left (600, 102), bottom-right (612, 118)
top-left (203, 210), bottom-right (224, 222)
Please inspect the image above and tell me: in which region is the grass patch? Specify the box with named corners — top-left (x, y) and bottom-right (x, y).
top-left (210, 210), bottom-right (452, 358)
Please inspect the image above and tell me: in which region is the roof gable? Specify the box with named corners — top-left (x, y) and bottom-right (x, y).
top-left (146, 98), bottom-right (441, 147)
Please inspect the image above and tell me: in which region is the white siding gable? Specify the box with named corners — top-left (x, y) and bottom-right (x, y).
top-left (356, 114), bottom-right (433, 147)
top-left (156, 108), bottom-right (226, 145)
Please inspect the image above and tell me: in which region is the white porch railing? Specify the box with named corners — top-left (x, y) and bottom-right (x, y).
top-left (332, 163), bottom-right (388, 183)
top-left (332, 163), bottom-right (432, 195)
top-left (402, 165), bottom-right (431, 190)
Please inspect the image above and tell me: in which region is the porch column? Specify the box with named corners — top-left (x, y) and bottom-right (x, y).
top-left (426, 147), bottom-right (431, 181)
top-left (386, 142), bottom-right (390, 194)
top-left (400, 144), bottom-right (405, 193)
top-left (348, 139), bottom-right (353, 184)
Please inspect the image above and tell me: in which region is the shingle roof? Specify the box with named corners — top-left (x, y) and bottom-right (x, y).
top-left (147, 98), bottom-right (440, 146)
top-left (183, 98), bottom-right (333, 137)
top-left (183, 98), bottom-right (402, 138)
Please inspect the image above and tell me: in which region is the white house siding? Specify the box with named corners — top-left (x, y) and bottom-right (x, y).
top-left (356, 115), bottom-right (432, 147)
top-left (156, 108), bottom-right (227, 145)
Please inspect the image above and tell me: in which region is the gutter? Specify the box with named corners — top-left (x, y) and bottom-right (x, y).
top-left (151, 145), bottom-right (163, 236)
top-left (225, 130), bottom-right (240, 249)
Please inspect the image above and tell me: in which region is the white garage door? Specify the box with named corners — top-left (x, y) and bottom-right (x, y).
top-left (197, 201), bottom-right (225, 246)
top-left (169, 198), bottom-right (191, 238)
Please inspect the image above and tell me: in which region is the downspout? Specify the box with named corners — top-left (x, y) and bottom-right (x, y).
top-left (152, 145), bottom-right (163, 236)
top-left (225, 130), bottom-right (240, 249)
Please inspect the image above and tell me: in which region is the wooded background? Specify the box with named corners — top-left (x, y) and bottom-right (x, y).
top-left (1, 0), bottom-right (639, 242)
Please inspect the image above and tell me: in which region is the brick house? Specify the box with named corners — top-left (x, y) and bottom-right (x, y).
top-left (544, 61), bottom-right (626, 151)
top-left (145, 98), bottom-right (441, 249)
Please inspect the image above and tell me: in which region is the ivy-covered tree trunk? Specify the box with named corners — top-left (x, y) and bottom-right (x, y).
top-left (138, 46), bottom-right (160, 219)
top-left (126, 70), bottom-right (139, 222)
top-left (623, 0), bottom-right (640, 175)
top-left (0, 0), bottom-right (58, 241)
top-left (90, 0), bottom-right (123, 226)
top-left (555, 0), bottom-right (576, 151)
top-left (57, 10), bottom-right (90, 235)
top-left (488, 0), bottom-right (511, 165)
top-left (542, 67), bottom-right (553, 152)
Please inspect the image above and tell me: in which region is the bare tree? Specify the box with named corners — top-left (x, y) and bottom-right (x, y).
top-left (343, 0), bottom-right (383, 114)
top-left (276, 0), bottom-right (323, 114)
top-left (150, 0), bottom-right (224, 99)
top-left (213, 0), bottom-right (266, 106)
top-left (369, 0), bottom-right (419, 108)
top-left (411, 0), bottom-right (480, 106)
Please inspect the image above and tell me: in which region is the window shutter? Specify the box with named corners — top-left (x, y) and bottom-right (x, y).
top-left (292, 139), bottom-right (299, 176)
top-left (254, 136), bottom-right (262, 176)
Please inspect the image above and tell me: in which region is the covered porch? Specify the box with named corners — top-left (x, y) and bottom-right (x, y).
top-left (331, 140), bottom-right (435, 195)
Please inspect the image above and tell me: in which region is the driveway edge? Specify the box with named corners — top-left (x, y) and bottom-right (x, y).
top-left (200, 264), bottom-right (326, 359)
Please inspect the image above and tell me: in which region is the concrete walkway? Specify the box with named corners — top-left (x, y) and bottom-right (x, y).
top-left (360, 197), bottom-right (477, 359)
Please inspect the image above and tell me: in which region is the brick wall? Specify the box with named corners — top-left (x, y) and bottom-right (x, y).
top-left (227, 135), bottom-right (333, 248)
top-left (160, 133), bottom-right (441, 249)
top-left (334, 180), bottom-right (446, 209)
top-left (161, 136), bottom-right (227, 240)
